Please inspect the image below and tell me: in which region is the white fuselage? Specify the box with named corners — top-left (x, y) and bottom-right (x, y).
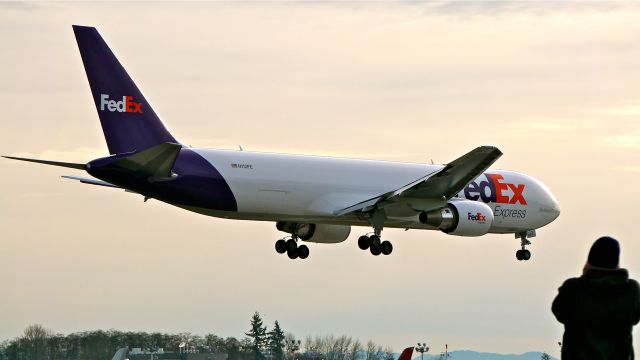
top-left (182, 148), bottom-right (560, 234)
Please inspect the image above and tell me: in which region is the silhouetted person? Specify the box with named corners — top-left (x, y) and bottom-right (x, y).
top-left (552, 236), bottom-right (640, 359)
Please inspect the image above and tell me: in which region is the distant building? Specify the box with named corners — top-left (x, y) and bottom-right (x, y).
top-left (130, 348), bottom-right (165, 355)
top-left (184, 354), bottom-right (227, 360)
top-left (127, 351), bottom-right (228, 360)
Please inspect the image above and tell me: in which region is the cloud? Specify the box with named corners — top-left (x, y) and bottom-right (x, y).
top-left (509, 119), bottom-right (579, 132)
top-left (20, 192), bottom-right (65, 199)
top-left (419, 0), bottom-right (639, 17)
top-left (594, 104), bottom-right (640, 117)
top-left (601, 130), bottom-right (640, 149)
top-left (615, 165), bottom-right (640, 173)
top-left (0, 2), bottom-right (38, 12)
top-left (505, 117), bottom-right (600, 135)
top-left (499, 102), bottom-right (640, 145)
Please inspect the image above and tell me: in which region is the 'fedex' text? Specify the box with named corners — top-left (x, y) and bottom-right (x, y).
top-left (467, 212), bottom-right (487, 222)
top-left (100, 94), bottom-right (143, 114)
top-left (464, 174), bottom-right (527, 205)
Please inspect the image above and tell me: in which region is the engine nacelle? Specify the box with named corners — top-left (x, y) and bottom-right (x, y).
top-left (419, 200), bottom-right (493, 237)
top-left (276, 222), bottom-right (351, 243)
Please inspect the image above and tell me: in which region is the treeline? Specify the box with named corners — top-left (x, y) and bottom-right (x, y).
top-left (300, 335), bottom-right (393, 360)
top-left (0, 312), bottom-right (394, 360)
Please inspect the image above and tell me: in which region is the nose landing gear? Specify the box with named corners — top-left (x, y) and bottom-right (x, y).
top-left (515, 230), bottom-right (535, 261)
top-left (516, 248), bottom-right (531, 261)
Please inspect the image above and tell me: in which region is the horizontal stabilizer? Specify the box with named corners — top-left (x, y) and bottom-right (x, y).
top-left (3, 156), bottom-right (85, 170)
top-left (111, 142), bottom-right (181, 178)
top-left (62, 175), bottom-right (119, 188)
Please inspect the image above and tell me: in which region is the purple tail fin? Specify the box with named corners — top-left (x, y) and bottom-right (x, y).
top-left (73, 25), bottom-right (178, 155)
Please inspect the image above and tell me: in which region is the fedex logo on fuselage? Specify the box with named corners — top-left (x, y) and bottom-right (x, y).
top-left (464, 173), bottom-right (527, 205)
top-left (467, 212), bottom-right (487, 222)
top-left (100, 94), bottom-right (143, 114)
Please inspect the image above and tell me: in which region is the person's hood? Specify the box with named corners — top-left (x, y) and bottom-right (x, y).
top-left (581, 267), bottom-right (630, 296)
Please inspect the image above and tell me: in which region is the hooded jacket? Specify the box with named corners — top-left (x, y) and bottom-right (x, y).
top-left (552, 267), bottom-right (640, 360)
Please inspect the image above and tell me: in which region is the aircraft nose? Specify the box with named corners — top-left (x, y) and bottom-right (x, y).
top-left (550, 198), bottom-right (561, 220)
top-left (541, 193), bottom-right (561, 223)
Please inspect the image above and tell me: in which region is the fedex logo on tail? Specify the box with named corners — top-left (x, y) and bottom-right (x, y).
top-left (464, 174), bottom-right (527, 205)
top-left (100, 94), bottom-right (143, 114)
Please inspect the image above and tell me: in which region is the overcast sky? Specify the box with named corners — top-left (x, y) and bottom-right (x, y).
top-left (1, 1), bottom-right (639, 358)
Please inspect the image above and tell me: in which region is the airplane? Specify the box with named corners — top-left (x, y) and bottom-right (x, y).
top-left (3, 26), bottom-right (560, 261)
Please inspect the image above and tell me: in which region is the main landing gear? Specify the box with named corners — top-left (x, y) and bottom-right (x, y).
top-left (275, 237), bottom-right (309, 260)
top-left (515, 230), bottom-right (535, 261)
top-left (357, 233), bottom-right (393, 256)
top-left (358, 208), bottom-right (393, 256)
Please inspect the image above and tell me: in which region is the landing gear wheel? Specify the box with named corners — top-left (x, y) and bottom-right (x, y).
top-left (287, 248), bottom-right (299, 259)
top-left (516, 231), bottom-right (534, 262)
top-left (298, 245), bottom-right (309, 259)
top-left (275, 239), bottom-right (287, 254)
top-left (369, 235), bottom-right (381, 247)
top-left (286, 239), bottom-right (297, 251)
top-left (358, 235), bottom-right (371, 250)
top-left (370, 245), bottom-right (382, 256)
top-left (380, 241), bottom-right (393, 256)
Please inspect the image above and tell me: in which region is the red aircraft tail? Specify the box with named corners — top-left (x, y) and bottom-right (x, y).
top-left (397, 347), bottom-right (414, 360)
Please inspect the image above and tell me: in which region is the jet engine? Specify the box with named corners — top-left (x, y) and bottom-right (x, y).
top-left (419, 200), bottom-right (493, 237)
top-left (276, 222), bottom-right (351, 243)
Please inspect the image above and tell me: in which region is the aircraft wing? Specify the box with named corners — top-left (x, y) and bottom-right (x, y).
top-left (334, 146), bottom-right (502, 216)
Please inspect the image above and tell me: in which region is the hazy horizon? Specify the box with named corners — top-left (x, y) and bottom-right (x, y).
top-left (1, 2), bottom-right (639, 359)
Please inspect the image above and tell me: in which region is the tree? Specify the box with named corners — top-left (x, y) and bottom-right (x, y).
top-left (225, 337), bottom-right (244, 360)
top-left (245, 312), bottom-right (268, 360)
top-left (381, 346), bottom-right (394, 360)
top-left (0, 319), bottom-right (404, 360)
top-left (267, 321), bottom-right (286, 360)
top-left (0, 340), bottom-right (8, 360)
top-left (348, 339), bottom-right (362, 360)
top-left (541, 353), bottom-right (551, 360)
top-left (205, 334), bottom-right (226, 353)
top-left (22, 324), bottom-right (51, 360)
top-left (365, 341), bottom-right (377, 360)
